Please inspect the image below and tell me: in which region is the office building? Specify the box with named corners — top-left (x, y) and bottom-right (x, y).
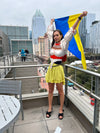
top-left (11, 39), bottom-right (33, 55)
top-left (79, 13), bottom-right (96, 49)
top-left (38, 36), bottom-right (50, 58)
top-left (0, 25), bottom-right (33, 55)
top-left (0, 30), bottom-right (9, 56)
top-left (89, 21), bottom-right (100, 53)
top-left (0, 25), bottom-right (29, 40)
top-left (29, 30), bottom-right (32, 39)
top-left (32, 10), bottom-right (46, 55)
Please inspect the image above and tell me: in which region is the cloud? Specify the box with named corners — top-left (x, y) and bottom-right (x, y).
top-left (0, 0), bottom-right (100, 29)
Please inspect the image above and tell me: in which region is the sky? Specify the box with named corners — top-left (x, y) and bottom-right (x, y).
top-left (0, 0), bottom-right (100, 30)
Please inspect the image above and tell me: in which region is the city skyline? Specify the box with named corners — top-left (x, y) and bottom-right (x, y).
top-left (0, 0), bottom-right (100, 30)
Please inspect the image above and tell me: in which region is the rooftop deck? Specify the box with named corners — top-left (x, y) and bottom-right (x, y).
top-left (1, 56), bottom-right (100, 133)
top-left (14, 105), bottom-right (87, 133)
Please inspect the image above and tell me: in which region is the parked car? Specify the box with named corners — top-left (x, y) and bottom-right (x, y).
top-left (79, 89), bottom-right (84, 96)
top-left (68, 81), bottom-right (74, 87)
top-left (73, 86), bottom-right (77, 90)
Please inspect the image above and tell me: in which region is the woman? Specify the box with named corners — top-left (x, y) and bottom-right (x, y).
top-left (21, 49), bottom-right (26, 62)
top-left (45, 11), bottom-right (87, 120)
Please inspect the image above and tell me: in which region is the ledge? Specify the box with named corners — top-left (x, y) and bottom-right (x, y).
top-left (22, 91), bottom-right (58, 100)
top-left (22, 91), bottom-right (59, 109)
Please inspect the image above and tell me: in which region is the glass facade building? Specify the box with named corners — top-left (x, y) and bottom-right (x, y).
top-left (29, 30), bottom-right (32, 39)
top-left (11, 39), bottom-right (33, 55)
top-left (0, 25), bottom-right (29, 40)
top-left (79, 13), bottom-right (96, 48)
top-left (89, 21), bottom-right (100, 54)
top-left (86, 14), bottom-right (96, 34)
top-left (32, 10), bottom-right (46, 54)
top-left (0, 30), bottom-right (9, 56)
top-left (0, 25), bottom-right (32, 55)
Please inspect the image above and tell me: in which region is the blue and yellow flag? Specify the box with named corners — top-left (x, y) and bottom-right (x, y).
top-left (55, 13), bottom-right (87, 69)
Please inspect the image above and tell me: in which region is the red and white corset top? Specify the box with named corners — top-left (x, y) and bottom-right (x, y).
top-left (50, 43), bottom-right (66, 61)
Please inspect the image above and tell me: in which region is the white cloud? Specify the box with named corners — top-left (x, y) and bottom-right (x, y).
top-left (0, 0), bottom-right (100, 29)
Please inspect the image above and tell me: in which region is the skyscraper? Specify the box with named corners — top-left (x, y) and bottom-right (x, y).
top-left (79, 13), bottom-right (96, 49)
top-left (32, 10), bottom-right (46, 55)
top-left (89, 21), bottom-right (100, 54)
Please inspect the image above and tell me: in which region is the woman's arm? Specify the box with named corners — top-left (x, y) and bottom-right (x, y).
top-left (72, 11), bottom-right (88, 30)
top-left (45, 19), bottom-right (55, 43)
top-left (50, 18), bottom-right (54, 25)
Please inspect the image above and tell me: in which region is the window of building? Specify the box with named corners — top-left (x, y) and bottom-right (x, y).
top-left (0, 37), bottom-right (2, 44)
top-left (0, 47), bottom-right (3, 56)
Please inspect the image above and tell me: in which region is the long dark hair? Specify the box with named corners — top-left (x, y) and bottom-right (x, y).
top-left (51, 30), bottom-right (63, 47)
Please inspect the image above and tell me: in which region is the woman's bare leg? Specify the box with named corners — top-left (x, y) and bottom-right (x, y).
top-left (46, 83), bottom-right (54, 117)
top-left (56, 83), bottom-right (64, 119)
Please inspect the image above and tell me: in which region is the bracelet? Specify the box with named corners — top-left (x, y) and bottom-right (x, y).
top-left (78, 17), bottom-right (81, 20)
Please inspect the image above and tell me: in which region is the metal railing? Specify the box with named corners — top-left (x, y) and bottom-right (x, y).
top-left (64, 64), bottom-right (100, 133)
top-left (0, 63), bottom-right (100, 133)
top-left (0, 55), bottom-right (15, 78)
top-left (0, 54), bottom-right (34, 78)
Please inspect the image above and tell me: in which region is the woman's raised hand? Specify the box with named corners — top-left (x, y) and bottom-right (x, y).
top-left (50, 18), bottom-right (55, 24)
top-left (83, 11), bottom-right (88, 16)
top-left (80, 11), bottom-right (88, 18)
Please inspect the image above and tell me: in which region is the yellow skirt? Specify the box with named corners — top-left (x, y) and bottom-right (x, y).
top-left (45, 63), bottom-right (65, 85)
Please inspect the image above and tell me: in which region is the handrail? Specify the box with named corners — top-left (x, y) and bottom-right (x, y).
top-left (0, 64), bottom-right (99, 101)
top-left (65, 64), bottom-right (100, 133)
top-left (65, 64), bottom-right (100, 77)
top-left (4, 75), bottom-right (45, 80)
top-left (66, 77), bottom-right (100, 101)
top-left (0, 64), bottom-right (49, 69)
